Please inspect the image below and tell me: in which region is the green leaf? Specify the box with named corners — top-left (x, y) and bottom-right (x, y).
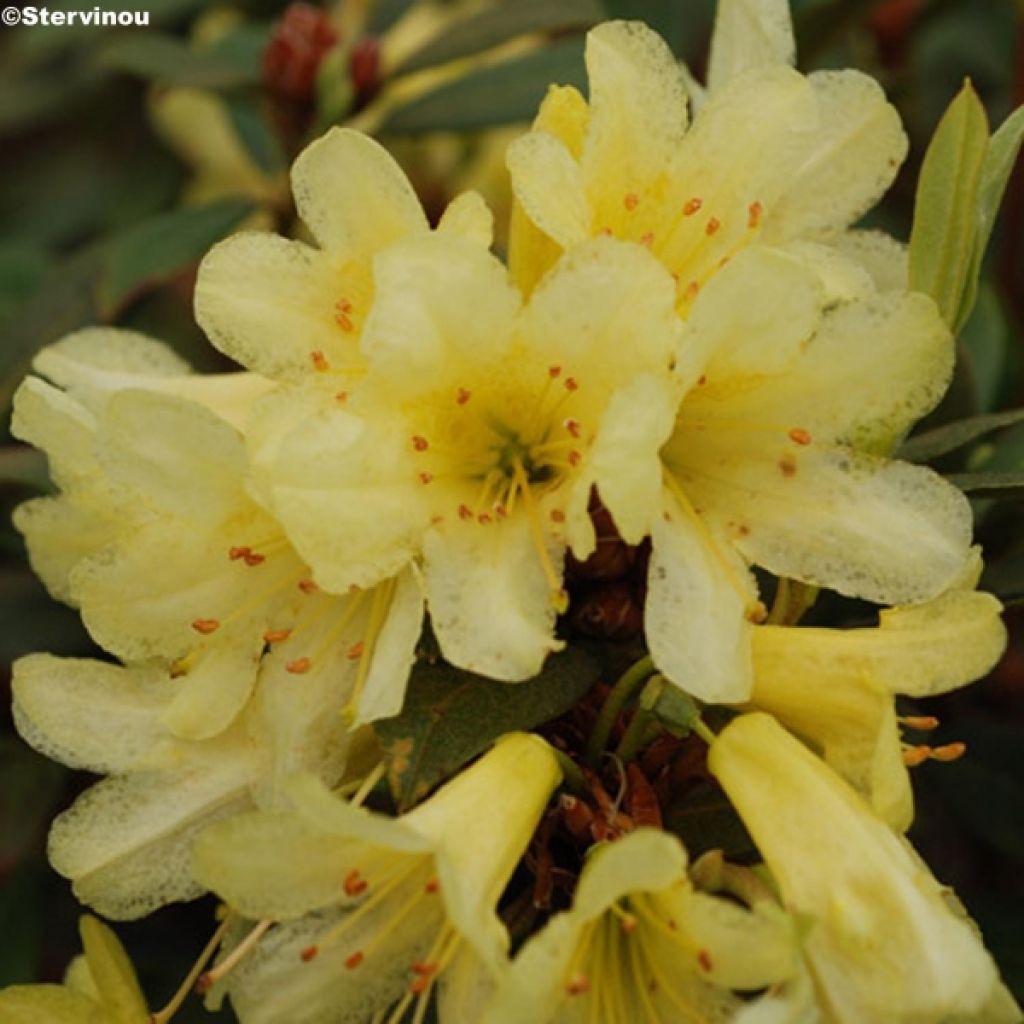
top-left (897, 409), bottom-right (1024, 463)
top-left (367, 0), bottom-right (418, 36)
top-left (225, 96), bottom-right (284, 176)
top-left (97, 199), bottom-right (255, 316)
top-left (957, 104), bottom-right (1024, 333)
top-left (375, 647), bottom-right (601, 811)
top-left (960, 283), bottom-right (1012, 412)
top-left (945, 470), bottom-right (1024, 498)
top-left (98, 26), bottom-right (267, 89)
top-left (641, 677), bottom-right (700, 737)
top-left (908, 81), bottom-right (990, 329)
top-left (380, 37), bottom-right (588, 135)
top-left (393, 0), bottom-right (601, 77)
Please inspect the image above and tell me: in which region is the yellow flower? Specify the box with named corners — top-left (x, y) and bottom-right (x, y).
top-left (254, 232), bottom-right (682, 679)
top-left (709, 713), bottom-right (1013, 1023)
top-left (0, 915), bottom-right (148, 1023)
top-left (485, 828), bottom-right (797, 1023)
top-left (749, 582), bottom-right (1007, 831)
top-left (191, 733), bottom-right (561, 1024)
top-left (13, 330), bottom-right (422, 736)
top-left (506, 18), bottom-right (969, 704)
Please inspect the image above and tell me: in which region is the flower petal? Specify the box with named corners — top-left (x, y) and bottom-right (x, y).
top-left (422, 517), bottom-right (562, 682)
top-left (437, 189), bottom-right (494, 249)
top-left (766, 71), bottom-right (907, 242)
top-left (646, 491), bottom-right (757, 703)
top-left (12, 655), bottom-right (174, 775)
top-left (707, 0), bottom-right (795, 93)
top-left (291, 127), bottom-right (427, 257)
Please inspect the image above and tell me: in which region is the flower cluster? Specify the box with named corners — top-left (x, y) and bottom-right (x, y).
top-left (3, 3), bottom-right (1021, 1024)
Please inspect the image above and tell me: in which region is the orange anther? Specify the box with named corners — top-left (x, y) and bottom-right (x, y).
top-left (335, 391), bottom-right (349, 403)
top-left (456, 387), bottom-right (471, 405)
top-left (639, 231), bottom-right (654, 247)
top-left (619, 914), bottom-right (638, 935)
top-left (902, 745), bottom-right (932, 767)
top-left (300, 945), bottom-right (319, 962)
top-left (566, 974), bottom-right (591, 996)
top-left (494, 504), bottom-right (508, 519)
top-left (697, 374), bottom-right (707, 386)
top-left (345, 951), bottom-right (364, 970)
top-left (244, 551), bottom-right (266, 566)
top-left (901, 715), bottom-right (940, 731)
top-left (229, 546), bottom-right (250, 561)
top-left (683, 197), bottom-right (703, 216)
top-left (263, 628), bottom-right (292, 644)
top-left (623, 192), bottom-right (639, 210)
top-left (458, 504), bottom-right (473, 520)
top-left (286, 657), bottom-right (311, 674)
top-left (411, 435), bottom-right (429, 452)
top-left (748, 201), bottom-right (763, 228)
top-left (343, 869), bottom-right (368, 896)
top-left (550, 509), bottom-right (566, 523)
top-left (298, 579), bottom-right (319, 594)
top-left (705, 217), bottom-right (721, 236)
top-left (419, 472), bottom-right (434, 485)
top-left (568, 450), bottom-right (582, 467)
top-left (564, 377), bottom-right (578, 392)
top-left (564, 419), bottom-right (581, 438)
top-left (347, 641), bottom-right (365, 660)
top-left (697, 949), bottom-right (713, 972)
top-left (191, 619), bottom-right (220, 635)
top-left (548, 365), bottom-right (562, 379)
top-left (311, 350), bottom-right (329, 371)
top-left (409, 976), bottom-right (431, 995)
top-left (425, 878), bottom-right (440, 893)
top-left (930, 742), bottom-right (967, 763)
top-left (478, 513), bottom-right (493, 525)
top-left (334, 312), bottom-right (354, 332)
top-left (336, 298), bottom-right (353, 313)
top-left (412, 961), bottom-right (439, 976)
top-left (788, 427), bottom-right (812, 446)
top-left (684, 280), bottom-right (701, 300)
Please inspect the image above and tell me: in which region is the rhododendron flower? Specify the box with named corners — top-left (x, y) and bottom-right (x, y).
top-left (485, 828), bottom-right (796, 1023)
top-left (192, 733), bottom-right (561, 1024)
top-left (709, 713), bottom-right (1011, 1022)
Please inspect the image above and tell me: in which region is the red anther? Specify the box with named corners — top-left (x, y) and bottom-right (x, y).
top-left (343, 869), bottom-right (368, 896)
top-left (264, 629), bottom-right (292, 644)
top-left (298, 579), bottom-right (319, 594)
top-left (788, 427), bottom-right (812, 446)
top-left (311, 350), bottom-right (329, 371)
top-left (244, 551), bottom-right (266, 566)
top-left (564, 377), bottom-right (579, 391)
top-left (456, 387), bottom-right (471, 405)
top-left (345, 951), bottom-right (364, 970)
top-left (697, 375), bottom-right (707, 386)
top-left (286, 657), bottom-right (312, 674)
top-left (683, 197), bottom-right (703, 216)
top-left (458, 504), bottom-right (473, 521)
top-left (566, 974), bottom-right (591, 995)
top-left (425, 878), bottom-right (440, 894)
top-left (697, 949), bottom-right (713, 972)
top-left (705, 217), bottom-right (721, 236)
top-left (229, 546), bottom-right (250, 561)
top-left (419, 472), bottom-right (434, 485)
top-left (623, 192), bottom-right (639, 210)
top-left (347, 641), bottom-right (365, 660)
top-left (748, 200), bottom-right (763, 228)
top-left (191, 618), bottom-right (220, 635)
top-left (409, 976), bottom-right (431, 995)
top-left (548, 365), bottom-right (562, 379)
top-left (411, 435), bottom-right (429, 452)
top-left (262, 3), bottom-right (340, 103)
top-left (300, 945), bottom-right (319, 962)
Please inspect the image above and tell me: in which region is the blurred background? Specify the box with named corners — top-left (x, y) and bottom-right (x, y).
top-left (1, 0), bottom-right (1022, 1017)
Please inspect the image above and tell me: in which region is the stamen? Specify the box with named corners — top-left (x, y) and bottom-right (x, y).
top-left (191, 619), bottom-right (220, 635)
top-left (197, 920), bottom-right (272, 992)
top-left (344, 869), bottom-right (369, 896)
top-left (902, 745), bottom-right (932, 767)
top-left (623, 193), bottom-right (639, 211)
top-left (548, 365), bottom-right (562, 379)
top-left (788, 427), bottom-right (812, 446)
top-left (564, 418), bottom-right (581, 438)
top-left (243, 551), bottom-right (266, 566)
top-left (697, 949), bottom-right (713, 972)
top-left (639, 232), bottom-right (654, 247)
top-left (705, 217), bottom-right (721, 236)
top-left (298, 579), bottom-right (319, 594)
top-left (551, 509), bottom-right (566, 523)
top-left (566, 974), bottom-right (591, 995)
top-left (683, 197), bottom-right (702, 216)
top-left (411, 435), bottom-right (429, 452)
top-left (456, 387), bottom-right (471, 405)
top-left (512, 457), bottom-right (568, 613)
top-left (425, 879), bottom-right (440, 893)
top-left (930, 742), bottom-right (967, 762)
top-left (336, 391), bottom-right (349, 403)
top-left (311, 350), bottom-right (329, 371)
top-left (286, 657), bottom-right (311, 674)
top-left (229, 546), bottom-right (250, 561)
top-left (419, 472), bottom-right (434, 485)
top-left (748, 201), bottom-right (763, 228)
top-left (345, 951), bottom-right (365, 969)
top-left (347, 641), bottom-right (365, 659)
top-left (458, 504), bottom-right (473, 520)
top-left (900, 715), bottom-right (940, 731)
top-left (568, 450), bottom-right (582, 468)
top-left (263, 628), bottom-right (292, 644)
top-left (564, 377), bottom-right (579, 392)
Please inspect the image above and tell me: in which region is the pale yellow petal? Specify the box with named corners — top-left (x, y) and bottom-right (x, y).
top-left (834, 229), bottom-right (908, 293)
top-left (581, 21), bottom-right (689, 208)
top-left (195, 232), bottom-right (352, 381)
top-left (766, 71), bottom-right (907, 242)
top-left (49, 739), bottom-right (258, 919)
top-left (12, 655), bottom-right (174, 774)
top-left (506, 131), bottom-right (590, 251)
top-left (291, 127), bottom-right (428, 257)
top-left (437, 946), bottom-right (496, 1024)
top-left (707, 0), bottom-right (795, 93)
top-left (422, 517), bottom-right (562, 682)
top-left (646, 492), bottom-right (757, 703)
top-left (437, 189), bottom-right (494, 249)
top-left (11, 376), bottom-right (97, 487)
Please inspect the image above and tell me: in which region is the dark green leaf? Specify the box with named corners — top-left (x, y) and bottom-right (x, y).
top-left (367, 0), bottom-right (418, 36)
top-left (98, 199), bottom-right (255, 316)
top-left (642, 677), bottom-right (700, 738)
top-left (381, 37), bottom-right (587, 135)
top-left (945, 470), bottom-right (1024, 498)
top-left (960, 283), bottom-right (1012, 412)
top-left (908, 81), bottom-right (989, 329)
top-left (394, 0), bottom-right (601, 77)
top-left (98, 26), bottom-right (267, 89)
top-left (375, 647), bottom-right (601, 811)
top-left (898, 409), bottom-right (1024, 463)
top-left (225, 96), bottom-right (285, 176)
top-left (0, 737), bottom-right (66, 870)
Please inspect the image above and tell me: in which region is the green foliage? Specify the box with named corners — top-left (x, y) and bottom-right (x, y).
top-left (374, 647), bottom-right (601, 811)
top-left (898, 410), bottom-right (1024, 464)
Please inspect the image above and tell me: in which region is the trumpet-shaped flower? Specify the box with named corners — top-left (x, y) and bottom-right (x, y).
top-left (485, 828), bottom-right (797, 1023)
top-left (12, 330), bottom-right (423, 737)
top-left (0, 915), bottom-right (148, 1024)
top-left (252, 233), bottom-right (683, 680)
top-left (709, 713), bottom-right (1014, 1023)
top-left (748, 584), bottom-right (1007, 830)
top-left (191, 733), bottom-right (561, 1024)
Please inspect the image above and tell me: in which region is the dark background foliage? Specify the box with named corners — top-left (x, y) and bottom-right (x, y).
top-left (1, 0), bottom-right (1023, 1016)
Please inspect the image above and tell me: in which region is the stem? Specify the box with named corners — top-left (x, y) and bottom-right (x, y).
top-left (584, 656), bottom-right (655, 767)
top-left (691, 718), bottom-right (717, 746)
top-left (614, 708), bottom-right (661, 763)
top-left (150, 914), bottom-right (234, 1024)
top-left (196, 920), bottom-right (272, 994)
top-left (551, 747), bottom-right (588, 796)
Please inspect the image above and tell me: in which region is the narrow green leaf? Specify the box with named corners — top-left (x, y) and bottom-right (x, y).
top-left (394, 0), bottom-right (600, 77)
top-left (945, 470), bottom-right (1024, 498)
top-left (957, 104), bottom-right (1024, 333)
top-left (98, 199), bottom-right (255, 316)
top-left (367, 0), bottom-right (417, 36)
top-left (897, 409), bottom-right (1024, 463)
top-left (381, 37), bottom-right (587, 135)
top-left (225, 96), bottom-right (285, 176)
top-left (375, 647), bottom-right (601, 811)
top-left (908, 81), bottom-right (990, 328)
top-left (960, 283), bottom-right (1012, 412)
